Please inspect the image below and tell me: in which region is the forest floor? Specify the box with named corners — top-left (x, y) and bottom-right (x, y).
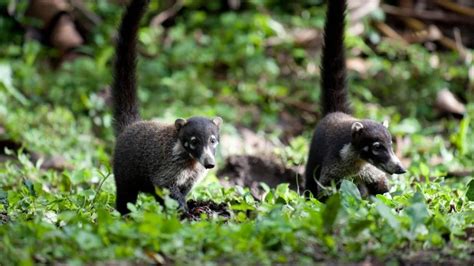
top-left (0, 1), bottom-right (473, 264)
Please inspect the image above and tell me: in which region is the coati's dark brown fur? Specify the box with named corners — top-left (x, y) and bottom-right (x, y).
top-left (304, 0), bottom-right (406, 199)
top-left (112, 0), bottom-right (222, 215)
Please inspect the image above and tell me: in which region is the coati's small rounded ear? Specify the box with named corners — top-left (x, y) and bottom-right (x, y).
top-left (382, 120), bottom-right (389, 128)
top-left (351, 122), bottom-right (364, 134)
top-left (212, 117), bottom-right (223, 128)
top-left (175, 118), bottom-right (187, 130)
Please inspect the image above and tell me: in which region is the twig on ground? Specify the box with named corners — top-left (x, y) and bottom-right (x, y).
top-left (150, 0), bottom-right (183, 27)
top-left (435, 0), bottom-right (474, 17)
top-left (382, 4), bottom-right (474, 26)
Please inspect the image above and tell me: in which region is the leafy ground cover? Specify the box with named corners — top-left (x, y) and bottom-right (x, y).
top-left (0, 1), bottom-right (473, 265)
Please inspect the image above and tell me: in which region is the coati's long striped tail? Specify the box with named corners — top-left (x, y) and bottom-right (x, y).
top-left (320, 0), bottom-right (351, 115)
top-left (112, 0), bottom-right (149, 136)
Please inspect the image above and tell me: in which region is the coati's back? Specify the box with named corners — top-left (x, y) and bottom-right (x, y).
top-left (114, 121), bottom-right (178, 189)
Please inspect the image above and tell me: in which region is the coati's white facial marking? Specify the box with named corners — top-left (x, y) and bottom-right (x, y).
top-left (194, 135), bottom-right (219, 169)
top-left (189, 136), bottom-right (197, 150)
top-left (197, 145), bottom-right (215, 169)
top-left (209, 135), bottom-right (218, 147)
top-left (366, 140), bottom-right (406, 175)
top-left (173, 141), bottom-right (186, 156)
top-left (204, 146), bottom-right (214, 160)
top-left (371, 142), bottom-right (381, 155)
top-left (340, 143), bottom-right (353, 160)
top-left (382, 120), bottom-right (389, 128)
top-left (173, 140), bottom-right (195, 159)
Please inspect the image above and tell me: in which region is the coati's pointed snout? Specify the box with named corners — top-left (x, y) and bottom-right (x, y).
top-left (380, 154), bottom-right (406, 175)
top-left (383, 165), bottom-right (406, 175)
top-left (393, 165), bottom-right (406, 174)
top-left (204, 161), bottom-right (215, 169)
top-left (200, 149), bottom-right (216, 169)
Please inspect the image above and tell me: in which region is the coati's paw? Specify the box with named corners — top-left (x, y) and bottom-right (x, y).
top-left (179, 201), bottom-right (189, 213)
top-left (366, 178), bottom-right (390, 195)
top-left (357, 178), bottom-right (389, 197)
top-left (357, 182), bottom-right (369, 198)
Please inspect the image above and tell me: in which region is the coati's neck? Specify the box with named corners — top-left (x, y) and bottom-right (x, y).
top-left (172, 141), bottom-right (193, 161)
top-left (339, 143), bottom-right (366, 171)
top-left (172, 140), bottom-right (203, 170)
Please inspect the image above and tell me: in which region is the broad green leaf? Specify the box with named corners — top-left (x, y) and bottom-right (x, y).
top-left (22, 179), bottom-right (36, 197)
top-left (340, 180), bottom-right (361, 200)
top-left (450, 116), bottom-right (470, 155)
top-left (406, 199), bottom-right (430, 234)
top-left (0, 63), bottom-right (28, 105)
top-left (374, 198), bottom-right (400, 230)
top-left (466, 179), bottom-right (474, 201)
top-left (323, 193), bottom-right (341, 233)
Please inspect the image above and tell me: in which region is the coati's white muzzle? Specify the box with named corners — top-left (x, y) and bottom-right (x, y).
top-left (199, 146), bottom-right (216, 169)
top-left (381, 150), bottom-right (406, 175)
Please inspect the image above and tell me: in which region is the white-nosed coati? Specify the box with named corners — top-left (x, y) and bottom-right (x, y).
top-left (304, 0), bottom-right (406, 198)
top-left (112, 0), bottom-right (222, 215)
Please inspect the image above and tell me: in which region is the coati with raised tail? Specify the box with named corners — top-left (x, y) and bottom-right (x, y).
top-left (112, 0), bottom-right (222, 215)
top-left (304, 0), bottom-right (406, 198)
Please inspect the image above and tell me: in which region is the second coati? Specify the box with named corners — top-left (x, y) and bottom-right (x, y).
top-left (112, 0), bottom-right (222, 215)
top-left (304, 0), bottom-right (406, 198)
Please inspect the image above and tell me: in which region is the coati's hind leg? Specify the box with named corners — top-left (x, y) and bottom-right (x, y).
top-left (140, 182), bottom-right (165, 207)
top-left (116, 184), bottom-right (139, 215)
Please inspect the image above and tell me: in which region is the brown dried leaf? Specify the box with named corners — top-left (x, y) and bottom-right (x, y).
top-left (435, 88), bottom-right (466, 116)
top-left (49, 15), bottom-right (83, 51)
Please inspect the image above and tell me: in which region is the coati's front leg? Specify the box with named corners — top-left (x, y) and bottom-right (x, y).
top-left (319, 163), bottom-right (389, 198)
top-left (169, 185), bottom-right (188, 211)
top-left (319, 163), bottom-right (347, 188)
top-left (316, 165), bottom-right (345, 198)
top-left (357, 164), bottom-right (390, 196)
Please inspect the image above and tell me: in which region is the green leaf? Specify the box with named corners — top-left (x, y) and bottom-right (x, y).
top-left (323, 193), bottom-right (341, 233)
top-left (0, 63), bottom-right (28, 105)
top-left (466, 179), bottom-right (474, 201)
top-left (374, 198), bottom-right (400, 230)
top-left (340, 180), bottom-right (361, 200)
top-left (75, 231), bottom-right (102, 250)
top-left (405, 192), bottom-right (430, 234)
top-left (23, 179), bottom-right (36, 197)
top-left (0, 188), bottom-right (8, 209)
top-left (450, 116), bottom-right (470, 155)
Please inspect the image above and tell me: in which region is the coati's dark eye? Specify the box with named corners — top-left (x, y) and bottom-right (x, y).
top-left (189, 137), bottom-right (199, 150)
top-left (210, 136), bottom-right (217, 145)
top-left (372, 142), bottom-right (382, 150)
